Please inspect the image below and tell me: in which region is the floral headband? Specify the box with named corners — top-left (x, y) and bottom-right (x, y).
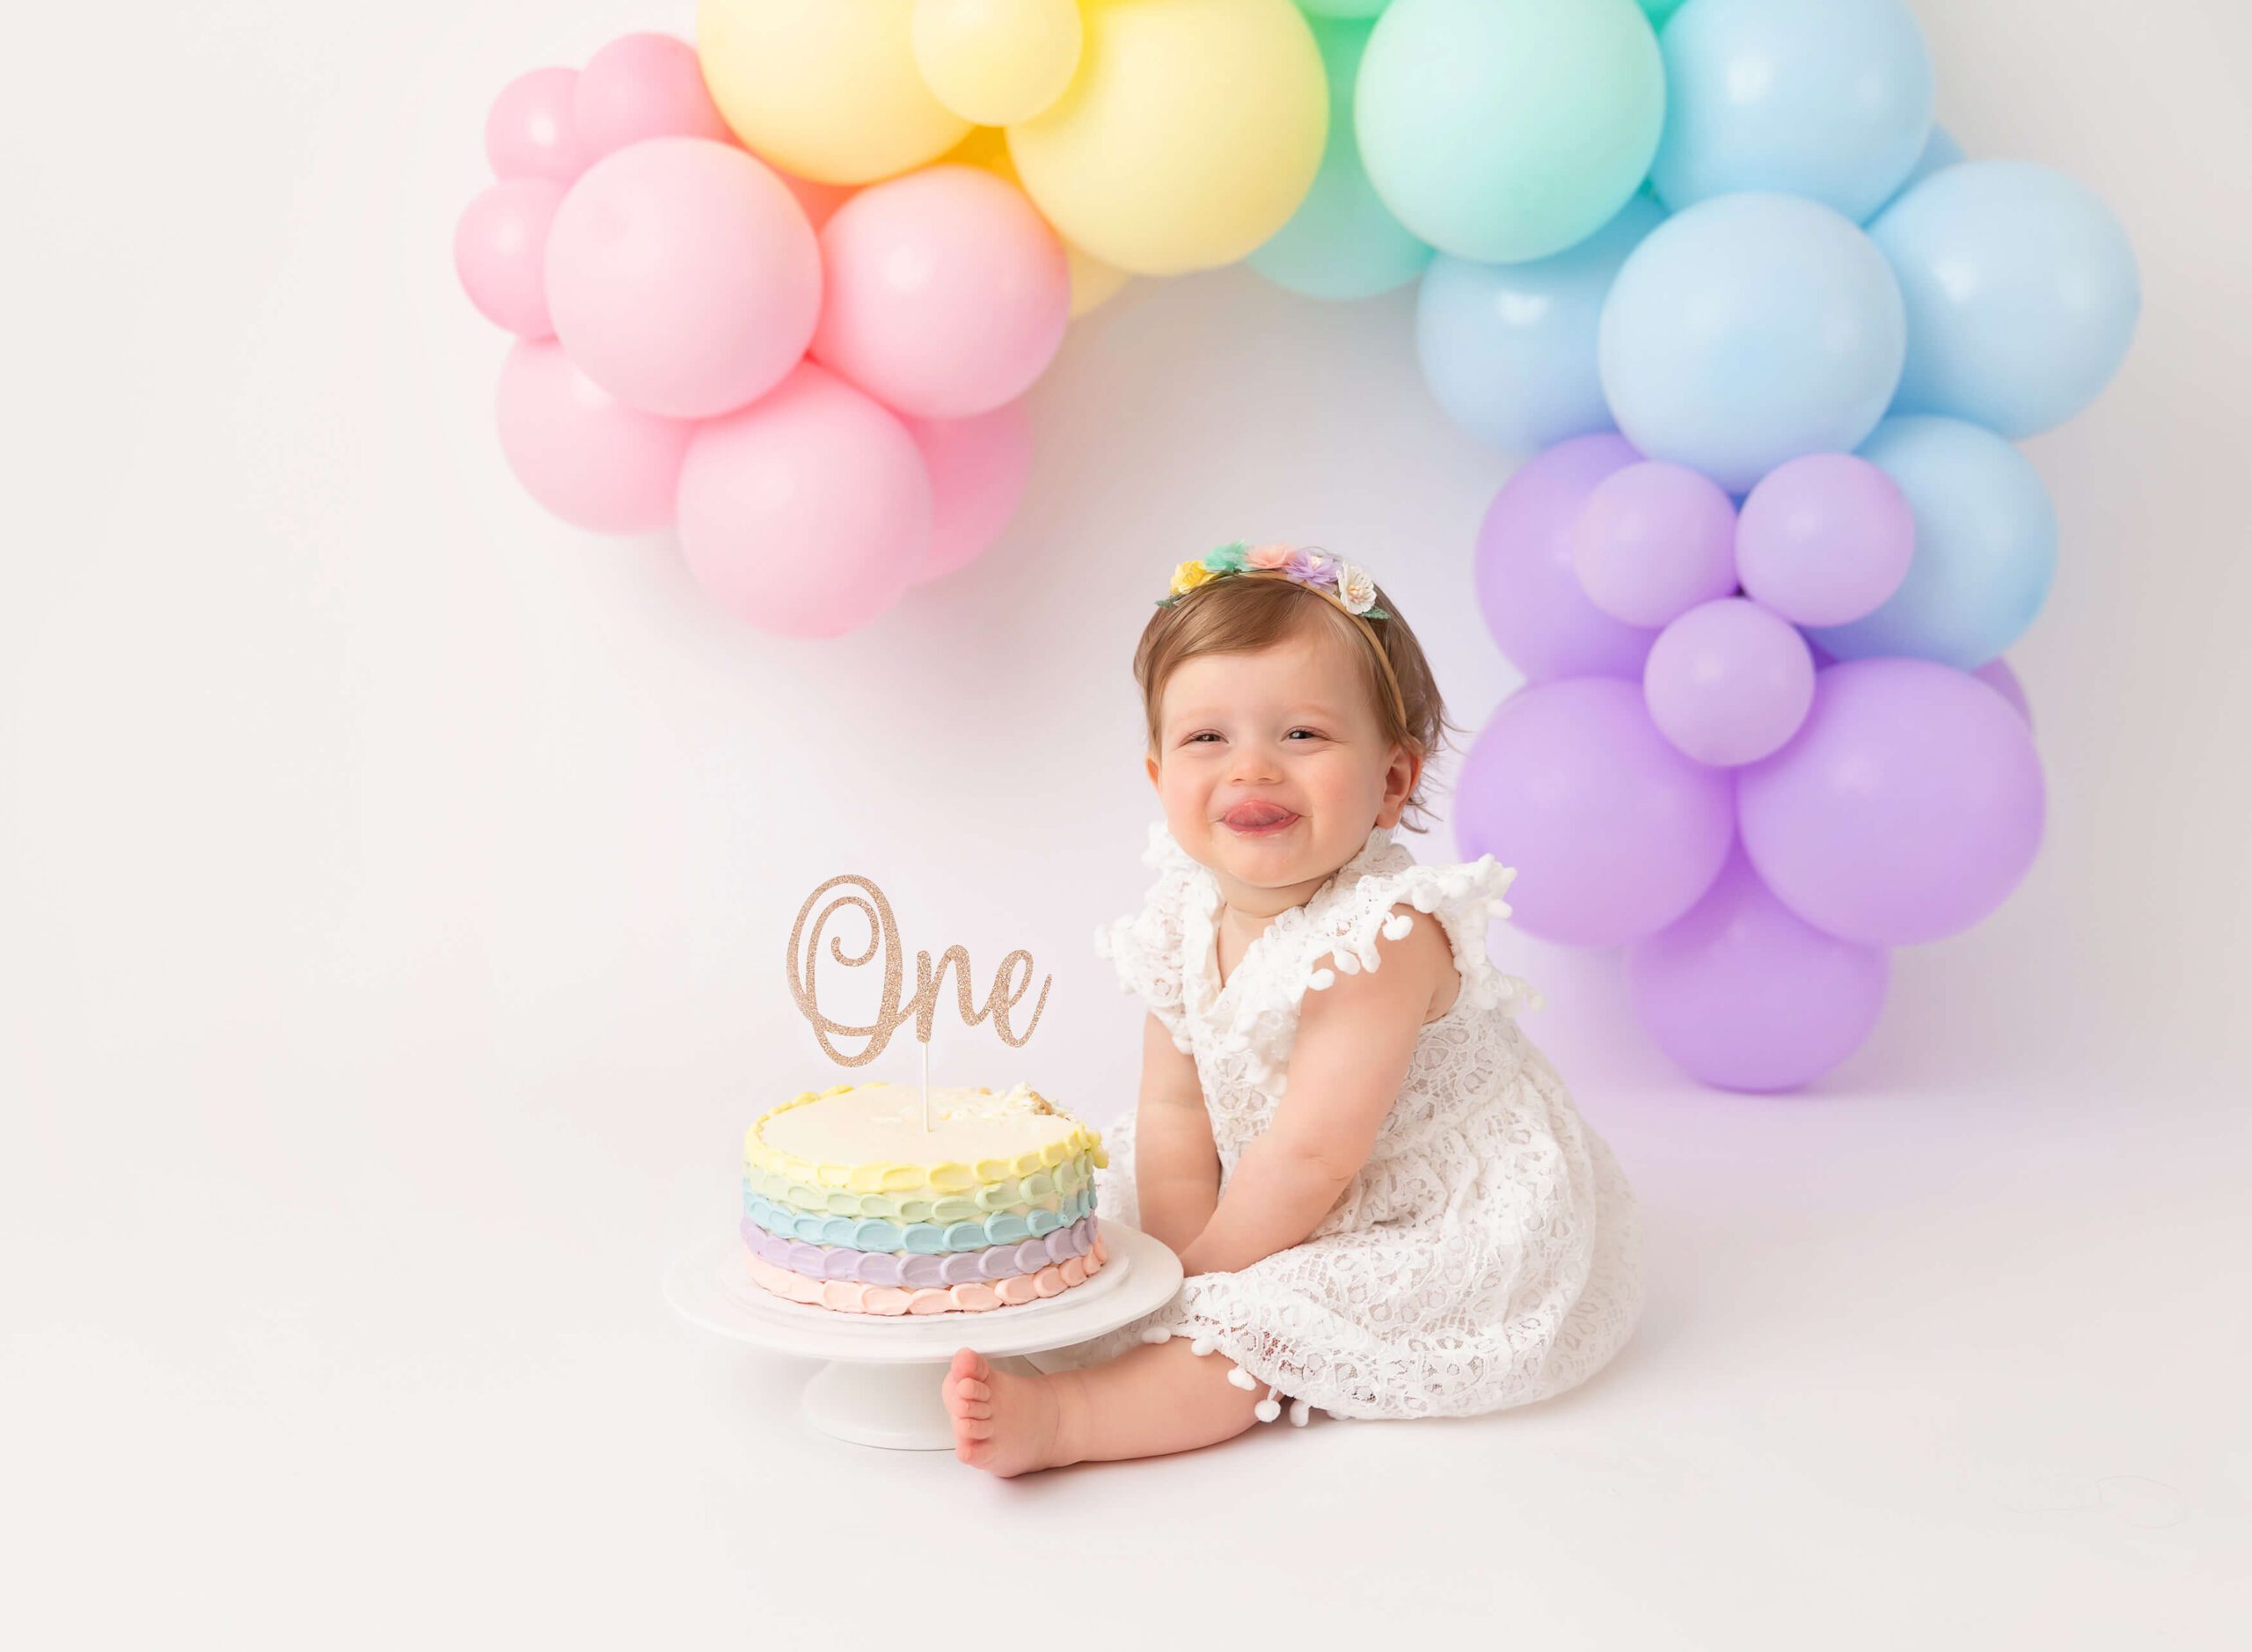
top-left (1155, 541), bottom-right (1410, 730)
top-left (1159, 541), bottom-right (1391, 618)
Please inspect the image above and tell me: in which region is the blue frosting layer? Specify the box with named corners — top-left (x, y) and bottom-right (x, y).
top-left (740, 1186), bottom-right (1097, 1254)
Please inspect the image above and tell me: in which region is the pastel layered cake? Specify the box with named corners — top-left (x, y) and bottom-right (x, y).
top-left (741, 1082), bottom-right (1111, 1315)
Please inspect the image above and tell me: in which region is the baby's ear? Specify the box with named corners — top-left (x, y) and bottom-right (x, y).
top-left (1144, 750), bottom-right (1162, 790)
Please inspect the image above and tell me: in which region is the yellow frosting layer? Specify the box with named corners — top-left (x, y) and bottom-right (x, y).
top-left (744, 1083), bottom-right (1108, 1197)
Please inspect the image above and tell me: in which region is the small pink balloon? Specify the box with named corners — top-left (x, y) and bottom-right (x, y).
top-left (813, 165), bottom-right (1070, 420)
top-left (1474, 434), bottom-right (1660, 683)
top-left (545, 137), bottom-right (821, 419)
top-left (573, 33), bottom-right (729, 158)
top-left (1737, 453), bottom-right (1915, 626)
top-left (1571, 460), bottom-right (1740, 627)
top-left (1644, 597), bottom-right (1817, 767)
top-left (495, 340), bottom-right (693, 533)
top-left (675, 362), bottom-right (932, 637)
top-left (903, 401), bottom-right (1034, 583)
top-left (1971, 656), bottom-right (2034, 729)
top-left (486, 66), bottom-right (587, 182)
top-left (454, 179), bottom-right (564, 338)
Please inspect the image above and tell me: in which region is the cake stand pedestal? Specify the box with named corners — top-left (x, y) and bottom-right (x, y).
top-left (663, 1220), bottom-right (1184, 1451)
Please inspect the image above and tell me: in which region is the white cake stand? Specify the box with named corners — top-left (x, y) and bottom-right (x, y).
top-left (663, 1219), bottom-right (1184, 1451)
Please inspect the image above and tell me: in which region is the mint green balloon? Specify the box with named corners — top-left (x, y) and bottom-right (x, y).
top-left (1358, 0), bottom-right (1665, 264)
top-left (1638, 0), bottom-right (1689, 26)
top-left (1297, 0), bottom-right (1394, 15)
top-left (1248, 18), bottom-right (1434, 299)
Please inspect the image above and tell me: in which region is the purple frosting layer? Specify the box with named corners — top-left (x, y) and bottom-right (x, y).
top-left (740, 1212), bottom-right (1100, 1290)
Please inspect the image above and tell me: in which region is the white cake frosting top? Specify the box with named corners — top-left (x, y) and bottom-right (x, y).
top-left (758, 1082), bottom-right (1080, 1166)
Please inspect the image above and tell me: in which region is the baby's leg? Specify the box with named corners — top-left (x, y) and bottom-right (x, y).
top-left (943, 1337), bottom-right (1266, 1478)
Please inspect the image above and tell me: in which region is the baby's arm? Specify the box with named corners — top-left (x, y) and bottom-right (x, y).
top-left (1177, 906), bottom-right (1449, 1277)
top-left (1130, 1011), bottom-right (1221, 1254)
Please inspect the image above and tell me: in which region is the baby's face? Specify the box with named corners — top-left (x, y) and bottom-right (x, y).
top-left (1146, 623), bottom-right (1415, 897)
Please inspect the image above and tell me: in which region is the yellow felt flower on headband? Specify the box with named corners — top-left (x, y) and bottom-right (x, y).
top-left (1169, 559), bottom-right (1219, 595)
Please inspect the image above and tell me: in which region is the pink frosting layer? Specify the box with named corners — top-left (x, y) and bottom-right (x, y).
top-left (744, 1234), bottom-right (1110, 1316)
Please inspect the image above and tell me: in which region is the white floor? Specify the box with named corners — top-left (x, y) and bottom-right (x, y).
top-left (4, 1), bottom-right (2249, 1645)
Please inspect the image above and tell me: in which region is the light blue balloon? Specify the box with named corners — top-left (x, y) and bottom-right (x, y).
top-left (1248, 18), bottom-right (1433, 301)
top-left (1598, 192), bottom-right (1905, 493)
top-left (1415, 194), bottom-right (1667, 454)
top-left (1871, 159), bottom-right (2141, 439)
top-left (1868, 122), bottom-right (1963, 220)
top-left (1358, 0), bottom-right (1664, 264)
top-left (1651, 0), bottom-right (1934, 222)
top-left (1807, 416), bottom-right (2058, 670)
top-left (1638, 0), bottom-right (1690, 26)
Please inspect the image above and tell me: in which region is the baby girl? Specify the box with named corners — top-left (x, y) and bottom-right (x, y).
top-left (943, 542), bottom-right (1643, 1476)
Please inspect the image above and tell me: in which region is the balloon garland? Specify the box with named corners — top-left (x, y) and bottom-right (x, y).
top-left (455, 0), bottom-right (2139, 1091)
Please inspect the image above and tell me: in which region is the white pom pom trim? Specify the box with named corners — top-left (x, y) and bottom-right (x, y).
top-left (1307, 968), bottom-right (1335, 990)
top-left (1381, 912), bottom-right (1414, 940)
top-left (1225, 1365), bottom-right (1256, 1391)
top-left (1254, 1398), bottom-right (1281, 1422)
top-left (1138, 1326), bottom-right (1174, 1345)
top-left (1289, 1399), bottom-right (1312, 1427)
top-left (1189, 1336), bottom-right (1215, 1357)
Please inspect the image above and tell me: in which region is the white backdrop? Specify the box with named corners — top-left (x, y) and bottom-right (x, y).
top-left (4, 3), bottom-right (2248, 1646)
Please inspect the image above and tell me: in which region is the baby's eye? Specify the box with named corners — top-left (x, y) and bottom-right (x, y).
top-left (1184, 732), bottom-right (1222, 744)
top-left (1286, 728), bottom-right (1325, 741)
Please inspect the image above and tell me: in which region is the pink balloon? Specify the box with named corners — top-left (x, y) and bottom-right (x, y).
top-left (454, 179), bottom-right (564, 338)
top-left (573, 33), bottom-right (730, 158)
top-left (1474, 434), bottom-right (1661, 683)
top-left (1643, 597), bottom-right (1816, 767)
top-left (1971, 656), bottom-right (2034, 729)
top-left (1736, 453), bottom-right (1915, 626)
top-left (903, 402), bottom-right (1034, 584)
top-left (813, 165), bottom-right (1070, 420)
top-left (1738, 659), bottom-right (2046, 946)
top-left (545, 138), bottom-right (821, 419)
top-left (495, 340), bottom-right (693, 533)
top-left (1627, 849), bottom-right (1890, 1092)
top-left (486, 67), bottom-right (587, 183)
top-left (779, 173), bottom-right (854, 232)
top-left (675, 362), bottom-right (932, 637)
top-left (1571, 460), bottom-right (1739, 627)
top-left (1455, 676), bottom-right (1737, 947)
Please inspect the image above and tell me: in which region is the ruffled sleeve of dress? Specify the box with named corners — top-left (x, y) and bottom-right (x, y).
top-left (1091, 821), bottom-right (1206, 1055)
top-left (1225, 832), bottom-right (1541, 1094)
top-left (1304, 844), bottom-right (1539, 1021)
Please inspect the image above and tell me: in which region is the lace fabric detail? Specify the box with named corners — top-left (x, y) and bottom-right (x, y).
top-left (1090, 821), bottom-right (1203, 1054)
top-left (1071, 821), bottom-right (1644, 1423)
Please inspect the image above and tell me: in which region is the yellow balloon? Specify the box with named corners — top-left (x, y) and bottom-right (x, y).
top-left (1005, 0), bottom-right (1327, 276)
top-left (942, 127), bottom-right (1135, 317)
top-left (911, 0), bottom-right (1085, 128)
top-left (698, 0), bottom-right (970, 185)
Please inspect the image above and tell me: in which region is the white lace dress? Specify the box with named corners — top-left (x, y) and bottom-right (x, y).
top-left (1056, 821), bottom-right (1643, 1426)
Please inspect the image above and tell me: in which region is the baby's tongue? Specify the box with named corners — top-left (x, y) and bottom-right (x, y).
top-left (1226, 802), bottom-right (1294, 830)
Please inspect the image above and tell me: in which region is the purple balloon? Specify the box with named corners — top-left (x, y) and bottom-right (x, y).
top-left (1736, 453), bottom-right (1915, 626)
top-left (1571, 460), bottom-right (1739, 627)
top-left (1643, 597), bottom-right (1816, 767)
top-left (1627, 848), bottom-right (1890, 1092)
top-left (1971, 656), bottom-right (2034, 729)
top-left (1738, 658), bottom-right (2045, 946)
top-left (1475, 434), bottom-right (1660, 682)
top-left (1457, 676), bottom-right (1737, 947)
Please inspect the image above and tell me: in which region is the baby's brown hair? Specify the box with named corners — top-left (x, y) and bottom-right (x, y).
top-left (1132, 563), bottom-right (1461, 834)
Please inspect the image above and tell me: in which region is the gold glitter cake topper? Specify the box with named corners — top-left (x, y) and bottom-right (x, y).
top-left (786, 872), bottom-right (1052, 1129)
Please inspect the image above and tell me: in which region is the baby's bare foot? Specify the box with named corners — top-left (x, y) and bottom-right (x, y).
top-left (942, 1348), bottom-right (1071, 1478)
